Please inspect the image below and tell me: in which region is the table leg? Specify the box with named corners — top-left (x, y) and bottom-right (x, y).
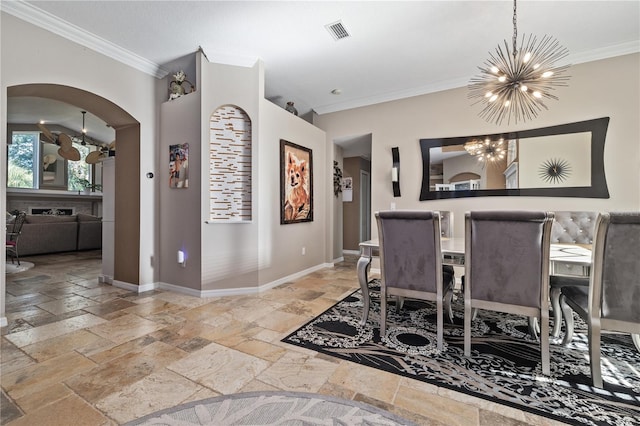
top-left (550, 287), bottom-right (563, 338)
top-left (357, 250), bottom-right (372, 325)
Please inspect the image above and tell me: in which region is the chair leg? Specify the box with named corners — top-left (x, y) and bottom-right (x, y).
top-left (380, 287), bottom-right (387, 338)
top-left (436, 297), bottom-right (443, 352)
top-left (632, 334), bottom-right (640, 353)
top-left (464, 300), bottom-right (472, 356)
top-left (540, 309), bottom-right (550, 376)
top-left (528, 317), bottom-right (539, 340)
top-left (589, 323), bottom-right (603, 388)
top-left (444, 288), bottom-right (454, 323)
top-left (395, 296), bottom-right (405, 313)
top-left (560, 295), bottom-right (575, 346)
top-left (550, 287), bottom-right (562, 338)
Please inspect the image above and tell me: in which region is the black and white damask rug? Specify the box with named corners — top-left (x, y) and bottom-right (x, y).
top-left (283, 283), bottom-right (640, 426)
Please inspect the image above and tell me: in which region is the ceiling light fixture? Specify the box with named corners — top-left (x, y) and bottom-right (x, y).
top-left (468, 0), bottom-right (570, 125)
top-left (80, 111), bottom-right (87, 145)
top-left (464, 138), bottom-right (506, 162)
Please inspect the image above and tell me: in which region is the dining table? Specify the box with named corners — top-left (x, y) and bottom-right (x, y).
top-left (356, 237), bottom-right (592, 326)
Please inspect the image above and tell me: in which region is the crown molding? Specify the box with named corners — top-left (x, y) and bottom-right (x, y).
top-left (1, 0), bottom-right (170, 79)
top-left (314, 40), bottom-right (640, 115)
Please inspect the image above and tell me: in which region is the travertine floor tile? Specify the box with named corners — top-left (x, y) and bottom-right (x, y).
top-left (66, 341), bottom-right (187, 403)
top-left (6, 394), bottom-right (113, 426)
top-left (394, 382), bottom-right (480, 426)
top-left (167, 342), bottom-right (270, 394)
top-left (2, 351), bottom-right (97, 400)
top-left (257, 351), bottom-right (340, 393)
top-left (328, 361), bottom-right (402, 404)
top-left (88, 313), bottom-right (165, 344)
top-left (95, 368), bottom-right (207, 424)
top-left (4, 313), bottom-right (106, 348)
top-left (20, 329), bottom-right (106, 362)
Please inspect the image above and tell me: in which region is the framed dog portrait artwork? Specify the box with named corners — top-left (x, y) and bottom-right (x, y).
top-left (280, 139), bottom-right (313, 224)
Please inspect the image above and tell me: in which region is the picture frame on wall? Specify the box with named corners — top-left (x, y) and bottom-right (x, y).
top-left (280, 139), bottom-right (313, 224)
top-left (169, 143), bottom-right (189, 188)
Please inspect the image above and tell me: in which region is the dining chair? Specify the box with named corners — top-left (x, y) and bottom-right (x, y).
top-left (375, 210), bottom-right (453, 351)
top-left (464, 211), bottom-right (554, 376)
top-left (6, 211), bottom-right (27, 265)
top-left (559, 212), bottom-right (640, 388)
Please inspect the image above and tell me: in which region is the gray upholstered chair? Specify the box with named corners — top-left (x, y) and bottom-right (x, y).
top-left (549, 211), bottom-right (597, 338)
top-left (559, 212), bottom-right (640, 388)
top-left (375, 210), bottom-right (453, 351)
top-left (464, 211), bottom-right (554, 376)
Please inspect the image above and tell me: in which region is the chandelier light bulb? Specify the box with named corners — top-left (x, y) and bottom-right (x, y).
top-left (468, 0), bottom-right (570, 125)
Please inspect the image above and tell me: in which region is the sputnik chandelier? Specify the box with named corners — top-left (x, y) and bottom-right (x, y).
top-left (464, 138), bottom-right (506, 162)
top-left (468, 0), bottom-right (570, 125)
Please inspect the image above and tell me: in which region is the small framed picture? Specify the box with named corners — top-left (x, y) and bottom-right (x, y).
top-left (169, 143), bottom-right (189, 188)
top-left (280, 139), bottom-right (313, 224)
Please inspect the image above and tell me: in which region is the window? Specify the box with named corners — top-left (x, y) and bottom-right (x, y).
top-left (7, 132), bottom-right (37, 188)
top-left (7, 130), bottom-right (97, 191)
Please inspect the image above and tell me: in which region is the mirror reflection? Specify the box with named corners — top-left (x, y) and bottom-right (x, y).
top-left (420, 117), bottom-right (609, 200)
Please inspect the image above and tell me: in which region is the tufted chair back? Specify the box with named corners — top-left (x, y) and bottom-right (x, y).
top-left (551, 211), bottom-right (598, 244)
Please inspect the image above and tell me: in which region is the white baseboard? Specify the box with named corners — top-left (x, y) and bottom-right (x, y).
top-left (154, 262), bottom-right (334, 298)
top-left (111, 279), bottom-right (156, 293)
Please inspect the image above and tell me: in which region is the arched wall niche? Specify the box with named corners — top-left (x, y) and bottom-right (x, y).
top-left (208, 105), bottom-right (252, 222)
top-left (6, 83), bottom-right (141, 284)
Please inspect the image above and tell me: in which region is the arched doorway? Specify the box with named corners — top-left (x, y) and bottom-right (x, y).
top-left (6, 83), bottom-right (141, 286)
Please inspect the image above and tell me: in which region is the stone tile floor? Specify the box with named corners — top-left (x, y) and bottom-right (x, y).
top-left (1, 251), bottom-right (562, 425)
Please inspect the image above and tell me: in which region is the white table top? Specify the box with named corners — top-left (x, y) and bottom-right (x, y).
top-left (359, 238), bottom-right (592, 265)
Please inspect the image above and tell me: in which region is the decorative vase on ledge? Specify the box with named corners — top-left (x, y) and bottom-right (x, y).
top-left (285, 101), bottom-right (298, 116)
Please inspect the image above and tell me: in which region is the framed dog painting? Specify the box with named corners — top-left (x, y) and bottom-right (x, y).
top-left (280, 139), bottom-right (313, 224)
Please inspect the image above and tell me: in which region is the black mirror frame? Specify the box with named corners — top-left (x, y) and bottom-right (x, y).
top-left (419, 117), bottom-right (610, 200)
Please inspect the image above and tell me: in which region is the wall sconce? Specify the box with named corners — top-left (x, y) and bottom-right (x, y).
top-left (392, 147), bottom-right (401, 197)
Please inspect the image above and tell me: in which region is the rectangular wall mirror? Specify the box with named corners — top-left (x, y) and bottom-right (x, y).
top-left (419, 117), bottom-right (609, 200)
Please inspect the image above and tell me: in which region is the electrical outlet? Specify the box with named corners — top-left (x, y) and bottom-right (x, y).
top-left (390, 202), bottom-right (396, 210)
top-left (301, 246), bottom-right (306, 255)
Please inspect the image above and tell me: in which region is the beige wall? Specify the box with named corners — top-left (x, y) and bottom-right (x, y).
top-left (315, 54), bottom-right (640, 243)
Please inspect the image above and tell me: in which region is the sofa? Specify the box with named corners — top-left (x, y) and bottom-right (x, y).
top-left (13, 213), bottom-right (102, 257)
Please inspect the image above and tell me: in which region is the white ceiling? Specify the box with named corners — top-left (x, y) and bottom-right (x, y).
top-left (4, 1), bottom-right (639, 154)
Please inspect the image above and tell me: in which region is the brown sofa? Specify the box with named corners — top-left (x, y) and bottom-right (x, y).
top-left (14, 214), bottom-right (102, 257)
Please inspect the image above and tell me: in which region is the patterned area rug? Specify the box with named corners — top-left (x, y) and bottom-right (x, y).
top-left (282, 282), bottom-right (640, 426)
top-left (125, 391), bottom-right (417, 425)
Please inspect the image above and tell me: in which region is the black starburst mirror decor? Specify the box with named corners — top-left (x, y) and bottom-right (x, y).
top-left (539, 158), bottom-right (571, 184)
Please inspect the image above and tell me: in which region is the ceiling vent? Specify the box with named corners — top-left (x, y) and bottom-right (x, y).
top-left (325, 20), bottom-right (351, 41)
